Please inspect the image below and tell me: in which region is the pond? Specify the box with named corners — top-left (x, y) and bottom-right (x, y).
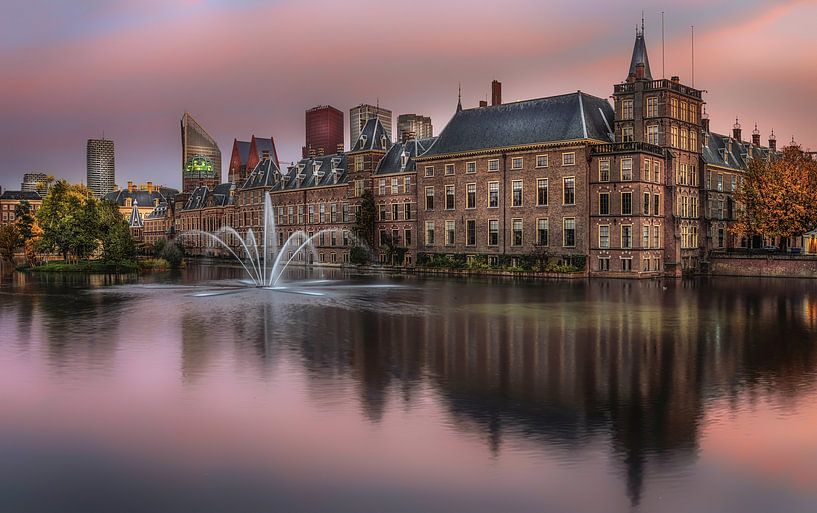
top-left (1, 265), bottom-right (816, 512)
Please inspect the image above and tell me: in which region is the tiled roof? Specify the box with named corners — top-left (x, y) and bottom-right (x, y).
top-left (0, 191), bottom-right (42, 200)
top-left (420, 91), bottom-right (614, 158)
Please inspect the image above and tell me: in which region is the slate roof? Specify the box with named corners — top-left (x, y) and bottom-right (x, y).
top-left (253, 137), bottom-right (278, 166)
top-left (628, 31), bottom-right (652, 80)
top-left (241, 155), bottom-right (281, 189)
top-left (103, 187), bottom-right (178, 207)
top-left (420, 92), bottom-right (614, 158)
top-left (350, 118), bottom-right (391, 152)
top-left (128, 203), bottom-right (143, 228)
top-left (280, 154), bottom-right (348, 190)
top-left (183, 184), bottom-right (233, 210)
top-left (0, 191), bottom-right (42, 200)
top-left (702, 131), bottom-right (776, 171)
top-left (145, 202), bottom-right (169, 220)
top-left (236, 140), bottom-right (251, 165)
top-left (375, 137), bottom-right (438, 175)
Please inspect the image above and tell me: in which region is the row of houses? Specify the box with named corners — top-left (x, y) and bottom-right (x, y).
top-left (125, 28), bottom-right (812, 276)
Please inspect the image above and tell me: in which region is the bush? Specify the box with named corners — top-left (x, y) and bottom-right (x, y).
top-left (159, 241), bottom-right (184, 269)
top-left (350, 245), bottom-right (370, 265)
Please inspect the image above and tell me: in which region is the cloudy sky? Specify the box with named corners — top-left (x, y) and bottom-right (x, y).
top-left (1, 0), bottom-right (815, 190)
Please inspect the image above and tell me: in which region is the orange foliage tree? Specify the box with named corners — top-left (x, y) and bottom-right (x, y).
top-left (734, 144), bottom-right (817, 248)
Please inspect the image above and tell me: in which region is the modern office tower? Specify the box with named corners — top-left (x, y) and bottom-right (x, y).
top-left (397, 114), bottom-right (433, 141)
top-left (350, 104), bottom-right (392, 145)
top-left (303, 105), bottom-right (344, 158)
top-left (181, 112), bottom-right (221, 193)
top-left (21, 172), bottom-right (49, 194)
top-left (86, 138), bottom-right (115, 198)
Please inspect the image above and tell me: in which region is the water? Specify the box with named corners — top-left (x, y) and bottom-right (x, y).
top-left (1, 267), bottom-right (817, 513)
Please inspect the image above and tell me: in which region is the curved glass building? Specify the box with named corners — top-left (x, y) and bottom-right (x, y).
top-left (181, 112), bottom-right (221, 193)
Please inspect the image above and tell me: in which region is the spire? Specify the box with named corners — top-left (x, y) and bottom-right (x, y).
top-left (456, 83), bottom-right (462, 112)
top-left (628, 19), bottom-right (653, 81)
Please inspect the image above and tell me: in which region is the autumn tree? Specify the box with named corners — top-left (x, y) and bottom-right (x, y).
top-left (734, 144), bottom-right (817, 249)
top-left (35, 180), bottom-right (100, 262)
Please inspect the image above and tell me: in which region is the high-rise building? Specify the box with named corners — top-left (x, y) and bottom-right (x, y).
top-left (181, 112), bottom-right (221, 193)
top-left (229, 135), bottom-right (278, 184)
top-left (21, 172), bottom-right (50, 194)
top-left (397, 114), bottom-right (433, 141)
top-left (304, 105), bottom-right (344, 158)
top-left (350, 104), bottom-right (392, 145)
top-left (86, 138), bottom-right (115, 198)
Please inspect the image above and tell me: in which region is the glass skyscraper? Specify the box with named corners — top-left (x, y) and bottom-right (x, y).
top-left (86, 138), bottom-right (115, 198)
top-left (181, 112), bottom-right (221, 193)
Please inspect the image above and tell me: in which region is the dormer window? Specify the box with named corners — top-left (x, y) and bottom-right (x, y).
top-left (381, 135), bottom-right (387, 149)
top-left (360, 135), bottom-right (367, 148)
top-left (400, 151), bottom-right (409, 170)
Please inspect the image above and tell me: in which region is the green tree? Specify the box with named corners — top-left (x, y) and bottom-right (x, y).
top-left (14, 200), bottom-right (35, 242)
top-left (159, 240), bottom-right (184, 269)
top-left (98, 200), bottom-right (135, 263)
top-left (0, 224), bottom-right (21, 264)
top-left (351, 190), bottom-right (376, 263)
top-left (35, 180), bottom-right (100, 262)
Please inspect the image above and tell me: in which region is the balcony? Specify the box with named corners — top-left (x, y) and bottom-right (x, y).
top-left (591, 141), bottom-right (665, 157)
top-left (614, 79), bottom-right (702, 99)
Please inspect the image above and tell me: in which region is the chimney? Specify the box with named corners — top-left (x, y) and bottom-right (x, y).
top-left (752, 124), bottom-right (761, 147)
top-left (491, 80), bottom-right (502, 106)
top-left (337, 143), bottom-right (345, 154)
top-left (401, 130), bottom-right (414, 143)
top-left (732, 118), bottom-right (742, 142)
top-left (479, 100), bottom-right (488, 108)
top-left (671, 75), bottom-right (680, 83)
top-left (317, 147), bottom-right (325, 157)
top-left (635, 63), bottom-right (645, 80)
top-left (769, 130), bottom-right (777, 152)
top-left (262, 149), bottom-right (270, 160)
top-left (127, 180), bottom-right (133, 192)
top-left (309, 147), bottom-right (316, 158)
top-left (146, 181), bottom-right (153, 193)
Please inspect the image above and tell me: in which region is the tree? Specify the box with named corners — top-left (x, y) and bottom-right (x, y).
top-left (350, 189), bottom-right (377, 263)
top-left (35, 180), bottom-right (99, 262)
top-left (98, 200), bottom-right (135, 263)
top-left (734, 144), bottom-right (817, 249)
top-left (14, 201), bottom-right (35, 242)
top-left (0, 224), bottom-right (21, 264)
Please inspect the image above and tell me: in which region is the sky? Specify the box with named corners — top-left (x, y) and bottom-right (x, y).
top-left (1, 0), bottom-right (816, 191)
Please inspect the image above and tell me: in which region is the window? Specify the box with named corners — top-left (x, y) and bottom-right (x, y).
top-left (391, 178), bottom-right (399, 194)
top-left (622, 99), bottom-right (633, 119)
top-left (404, 202), bottom-right (411, 220)
top-left (445, 220), bottom-right (455, 245)
top-left (379, 179), bottom-right (386, 195)
top-left (599, 192), bottom-right (610, 215)
top-left (646, 96), bottom-right (658, 117)
top-left (378, 204), bottom-right (386, 221)
top-left (671, 98), bottom-right (679, 118)
top-left (354, 180), bottom-right (365, 197)
top-left (488, 220), bottom-right (499, 246)
top-left (563, 177), bottom-right (575, 205)
top-left (445, 185), bottom-right (455, 209)
top-left (511, 157), bottom-right (523, 170)
top-left (680, 101), bottom-right (688, 121)
top-left (319, 204), bottom-right (326, 223)
top-left (599, 225), bottom-right (610, 248)
top-left (642, 226), bottom-right (650, 248)
top-left (621, 159), bottom-right (633, 181)
top-left (512, 219), bottom-right (523, 246)
top-left (404, 229), bottom-right (412, 246)
top-left (647, 125), bottom-right (659, 145)
top-left (537, 178), bottom-right (548, 206)
top-left (689, 103), bottom-right (697, 123)
top-left (488, 182), bottom-right (499, 208)
top-left (653, 194), bottom-right (660, 216)
top-left (537, 219), bottom-right (549, 246)
top-left (598, 257), bottom-right (610, 271)
top-left (654, 161), bottom-right (661, 183)
top-left (488, 159), bottom-right (499, 172)
top-left (599, 160), bottom-right (610, 182)
top-left (342, 203), bottom-right (349, 222)
top-left (644, 159), bottom-right (651, 182)
top-left (717, 174), bottom-right (723, 191)
top-left (731, 175), bottom-right (737, 192)
top-left (563, 218), bottom-right (576, 247)
top-left (653, 225), bottom-right (660, 248)
top-left (392, 203), bottom-right (399, 221)
top-left (621, 225), bottom-right (632, 249)
top-left (621, 192), bottom-right (632, 215)
top-left (308, 205), bottom-right (315, 223)
top-left (562, 153), bottom-right (576, 166)
top-left (425, 221), bottom-right (435, 245)
top-left (622, 126), bottom-right (634, 143)
top-left (622, 258), bottom-right (633, 272)
top-left (404, 176), bottom-right (411, 193)
top-left (465, 161), bottom-right (476, 174)
top-left (671, 126), bottom-right (679, 147)
top-left (536, 155), bottom-right (549, 168)
top-left (689, 130), bottom-right (697, 151)
top-left (464, 183), bottom-right (477, 209)
top-left (355, 155), bottom-right (364, 171)
top-left (330, 203), bottom-right (337, 222)
top-left (643, 192), bottom-right (650, 215)
top-left (512, 180), bottom-right (523, 207)
top-left (445, 164), bottom-right (455, 175)
top-left (424, 166), bottom-right (434, 177)
top-left (466, 220), bottom-right (476, 246)
top-left (425, 187), bottom-right (434, 210)
top-left (680, 128), bottom-right (688, 150)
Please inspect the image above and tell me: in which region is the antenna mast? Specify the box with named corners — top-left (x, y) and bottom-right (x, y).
top-left (662, 12), bottom-right (666, 78)
top-left (691, 25), bottom-right (695, 87)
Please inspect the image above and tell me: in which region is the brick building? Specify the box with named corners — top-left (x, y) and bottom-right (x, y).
top-left (159, 25), bottom-right (793, 278)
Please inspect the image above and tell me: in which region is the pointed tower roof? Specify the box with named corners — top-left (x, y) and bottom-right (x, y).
top-left (628, 21), bottom-right (652, 81)
top-left (456, 83), bottom-right (463, 112)
top-left (128, 201), bottom-right (143, 228)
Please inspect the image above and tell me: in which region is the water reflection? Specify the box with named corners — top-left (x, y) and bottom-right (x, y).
top-left (1, 270), bottom-right (816, 512)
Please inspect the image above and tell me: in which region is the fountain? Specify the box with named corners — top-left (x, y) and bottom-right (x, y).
top-left (181, 192), bottom-right (362, 290)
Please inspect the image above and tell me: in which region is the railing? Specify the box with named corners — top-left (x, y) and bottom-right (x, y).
top-left (591, 141), bottom-right (665, 156)
top-left (614, 79), bottom-right (702, 99)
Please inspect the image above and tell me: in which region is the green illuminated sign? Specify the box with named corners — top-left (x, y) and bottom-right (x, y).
top-left (184, 156), bottom-right (216, 178)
